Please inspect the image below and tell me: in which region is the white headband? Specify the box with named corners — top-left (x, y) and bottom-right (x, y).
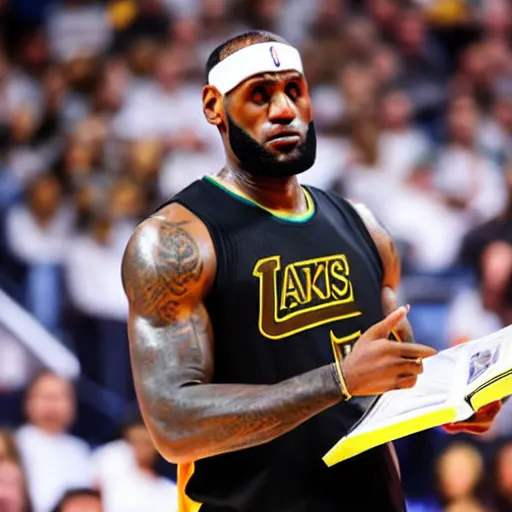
top-left (208, 42), bottom-right (304, 95)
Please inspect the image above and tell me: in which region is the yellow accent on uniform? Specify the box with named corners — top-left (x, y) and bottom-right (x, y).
top-left (178, 463), bottom-right (202, 512)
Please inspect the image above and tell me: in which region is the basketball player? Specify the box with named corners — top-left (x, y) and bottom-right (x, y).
top-left (121, 31), bottom-right (501, 512)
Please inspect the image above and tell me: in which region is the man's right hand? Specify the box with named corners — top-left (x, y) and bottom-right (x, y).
top-left (341, 306), bottom-right (437, 397)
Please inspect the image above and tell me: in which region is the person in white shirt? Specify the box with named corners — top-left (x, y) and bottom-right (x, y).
top-left (112, 45), bottom-right (224, 198)
top-left (45, 0), bottom-right (112, 63)
top-left (16, 371), bottom-right (93, 512)
top-left (93, 410), bottom-right (178, 512)
top-left (434, 94), bottom-right (507, 225)
top-left (377, 87), bottom-right (430, 181)
top-left (5, 173), bottom-right (74, 332)
top-left (64, 209), bottom-right (134, 403)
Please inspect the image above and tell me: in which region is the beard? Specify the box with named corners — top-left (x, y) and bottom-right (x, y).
top-left (226, 114), bottom-right (317, 178)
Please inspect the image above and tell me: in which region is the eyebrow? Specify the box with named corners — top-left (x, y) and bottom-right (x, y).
top-left (246, 72), bottom-right (304, 87)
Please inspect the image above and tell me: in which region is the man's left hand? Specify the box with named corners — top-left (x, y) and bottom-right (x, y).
top-left (442, 400), bottom-right (502, 435)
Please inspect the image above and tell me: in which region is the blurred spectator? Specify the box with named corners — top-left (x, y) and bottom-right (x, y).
top-left (445, 281), bottom-right (502, 349)
top-left (15, 28), bottom-right (50, 80)
top-left (343, 15), bottom-right (379, 64)
top-left (16, 371), bottom-right (92, 512)
top-left (435, 442), bottom-right (486, 510)
top-left (433, 94), bottom-right (506, 227)
top-left (92, 410), bottom-right (178, 512)
top-left (0, 429), bottom-right (23, 463)
top-left (370, 44), bottom-right (402, 89)
top-left (5, 101), bottom-right (52, 193)
top-left (297, 132), bottom-right (350, 191)
top-left (296, 0), bottom-right (347, 94)
top-left (112, 45), bottom-right (210, 150)
top-left (460, 161), bottom-right (512, 325)
top-left (377, 87), bottom-right (431, 181)
top-left (365, 0), bottom-right (400, 44)
top-left (126, 138), bottom-right (163, 186)
top-left (64, 207), bottom-right (133, 402)
top-left (337, 61), bottom-right (377, 127)
top-left (476, 0), bottom-right (512, 42)
top-left (193, 0), bottom-right (247, 66)
top-left (0, 460), bottom-right (32, 512)
top-left (240, 0), bottom-right (285, 34)
top-left (111, 0), bottom-right (171, 50)
top-left (479, 81), bottom-right (512, 169)
top-left (492, 440), bottom-right (512, 512)
top-left (450, 43), bottom-right (491, 105)
top-left (4, 173), bottom-right (74, 332)
top-left (443, 498), bottom-right (488, 512)
top-left (0, 429), bottom-right (32, 512)
top-left (46, 1), bottom-right (112, 64)
top-left (394, 4), bottom-right (449, 128)
top-left (339, 114), bottom-right (387, 215)
top-left (51, 489), bottom-right (101, 512)
top-left (481, 36), bottom-right (512, 87)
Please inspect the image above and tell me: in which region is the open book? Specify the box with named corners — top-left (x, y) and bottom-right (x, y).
top-left (323, 324), bottom-right (512, 467)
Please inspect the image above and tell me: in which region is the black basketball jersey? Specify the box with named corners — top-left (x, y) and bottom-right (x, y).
top-left (164, 176), bottom-right (405, 512)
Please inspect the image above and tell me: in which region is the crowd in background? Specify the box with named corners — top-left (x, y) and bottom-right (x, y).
top-left (1, 0), bottom-right (512, 510)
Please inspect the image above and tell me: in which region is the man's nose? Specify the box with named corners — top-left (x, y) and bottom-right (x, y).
top-left (267, 92), bottom-right (296, 124)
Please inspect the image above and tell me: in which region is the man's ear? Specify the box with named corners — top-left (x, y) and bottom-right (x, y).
top-left (202, 85), bottom-right (224, 128)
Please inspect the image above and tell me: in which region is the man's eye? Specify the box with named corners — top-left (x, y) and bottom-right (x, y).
top-left (252, 87), bottom-right (268, 105)
top-left (286, 83), bottom-right (301, 100)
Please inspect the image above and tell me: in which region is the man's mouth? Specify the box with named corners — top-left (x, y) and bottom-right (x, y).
top-left (266, 130), bottom-right (302, 150)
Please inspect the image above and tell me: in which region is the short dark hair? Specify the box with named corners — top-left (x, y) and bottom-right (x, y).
top-left (204, 30), bottom-right (290, 84)
top-left (51, 489), bottom-right (101, 512)
top-left (24, 370), bottom-right (70, 400)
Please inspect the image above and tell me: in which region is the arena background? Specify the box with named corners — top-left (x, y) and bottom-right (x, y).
top-left (1, 0), bottom-right (512, 511)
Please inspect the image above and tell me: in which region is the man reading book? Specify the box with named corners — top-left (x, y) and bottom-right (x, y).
top-left (122, 30), bottom-right (502, 512)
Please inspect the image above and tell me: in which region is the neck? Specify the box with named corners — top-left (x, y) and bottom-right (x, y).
top-left (384, 123), bottom-right (408, 133)
top-left (34, 423), bottom-right (63, 436)
top-left (451, 139), bottom-right (475, 150)
top-left (137, 463), bottom-right (157, 478)
top-left (217, 165), bottom-right (307, 214)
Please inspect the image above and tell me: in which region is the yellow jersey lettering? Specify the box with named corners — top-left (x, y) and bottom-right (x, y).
top-left (280, 264), bottom-right (307, 310)
top-left (330, 259), bottom-right (351, 298)
top-left (253, 255), bottom-right (362, 340)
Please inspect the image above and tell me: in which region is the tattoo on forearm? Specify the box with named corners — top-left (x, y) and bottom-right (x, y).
top-left (125, 217), bottom-right (342, 462)
top-left (131, 304), bottom-right (341, 460)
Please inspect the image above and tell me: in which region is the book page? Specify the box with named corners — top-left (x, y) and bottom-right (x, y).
top-left (463, 325), bottom-right (512, 397)
top-left (346, 342), bottom-right (471, 437)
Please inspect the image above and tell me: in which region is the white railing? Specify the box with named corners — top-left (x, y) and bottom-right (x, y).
top-left (0, 288), bottom-right (80, 380)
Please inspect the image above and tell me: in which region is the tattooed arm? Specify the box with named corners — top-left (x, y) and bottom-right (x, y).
top-left (122, 204), bottom-right (433, 463)
top-left (349, 201), bottom-right (415, 343)
top-left (121, 203), bottom-right (344, 464)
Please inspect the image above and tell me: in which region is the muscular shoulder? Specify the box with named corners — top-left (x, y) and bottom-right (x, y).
top-left (121, 203), bottom-right (216, 324)
top-left (347, 200), bottom-right (401, 288)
